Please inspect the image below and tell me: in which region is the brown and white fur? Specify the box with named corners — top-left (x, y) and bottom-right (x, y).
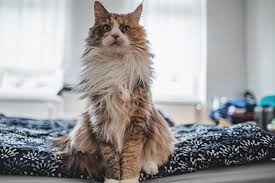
top-left (52, 1), bottom-right (174, 183)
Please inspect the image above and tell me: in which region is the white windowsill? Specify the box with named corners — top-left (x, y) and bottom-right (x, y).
top-left (0, 89), bottom-right (62, 103)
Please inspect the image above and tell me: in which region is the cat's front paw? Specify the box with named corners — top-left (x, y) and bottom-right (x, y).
top-left (104, 178), bottom-right (120, 183)
top-left (120, 177), bottom-right (139, 183)
top-left (142, 161), bottom-right (159, 175)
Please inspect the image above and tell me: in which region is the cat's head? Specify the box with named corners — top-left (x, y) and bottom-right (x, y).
top-left (87, 1), bottom-right (148, 54)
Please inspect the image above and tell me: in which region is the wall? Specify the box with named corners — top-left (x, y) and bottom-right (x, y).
top-left (206, 0), bottom-right (246, 106)
top-left (245, 0), bottom-right (275, 99)
top-left (206, 0), bottom-right (275, 104)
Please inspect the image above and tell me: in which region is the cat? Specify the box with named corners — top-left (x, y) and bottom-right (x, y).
top-left (52, 1), bottom-right (174, 183)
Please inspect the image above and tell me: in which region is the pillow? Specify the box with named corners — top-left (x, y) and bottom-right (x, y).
top-left (0, 114), bottom-right (274, 181)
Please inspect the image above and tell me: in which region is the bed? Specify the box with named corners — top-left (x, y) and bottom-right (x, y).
top-left (0, 113), bottom-right (275, 182)
top-left (1, 160), bottom-right (275, 183)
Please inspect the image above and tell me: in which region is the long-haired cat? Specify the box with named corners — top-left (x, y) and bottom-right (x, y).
top-left (52, 1), bottom-right (174, 183)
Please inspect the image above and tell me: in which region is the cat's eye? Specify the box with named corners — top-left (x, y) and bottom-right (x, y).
top-left (120, 25), bottom-right (130, 33)
top-left (102, 25), bottom-right (111, 32)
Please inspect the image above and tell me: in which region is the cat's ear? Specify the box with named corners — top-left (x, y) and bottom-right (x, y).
top-left (129, 2), bottom-right (143, 23)
top-left (94, 1), bottom-right (109, 20)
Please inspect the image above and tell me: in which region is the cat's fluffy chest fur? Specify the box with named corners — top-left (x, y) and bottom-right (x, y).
top-left (79, 49), bottom-right (152, 152)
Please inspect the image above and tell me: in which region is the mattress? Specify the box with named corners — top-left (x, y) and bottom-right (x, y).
top-left (1, 160), bottom-right (274, 183)
top-left (1, 113), bottom-right (275, 182)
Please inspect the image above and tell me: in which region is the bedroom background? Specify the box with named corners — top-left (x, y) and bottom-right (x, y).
top-left (0, 0), bottom-right (274, 125)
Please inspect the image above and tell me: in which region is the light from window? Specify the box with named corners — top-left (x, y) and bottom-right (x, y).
top-left (142, 0), bottom-right (205, 103)
top-left (0, 0), bottom-right (65, 96)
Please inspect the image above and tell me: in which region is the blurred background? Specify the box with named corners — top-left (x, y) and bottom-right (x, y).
top-left (0, 0), bottom-right (274, 129)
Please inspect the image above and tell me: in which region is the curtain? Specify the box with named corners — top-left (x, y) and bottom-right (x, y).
top-left (142, 0), bottom-right (205, 103)
top-left (0, 0), bottom-right (65, 96)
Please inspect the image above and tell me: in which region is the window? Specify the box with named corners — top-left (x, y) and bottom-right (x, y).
top-left (0, 0), bottom-right (206, 103)
top-left (0, 0), bottom-right (65, 97)
top-left (142, 0), bottom-right (205, 103)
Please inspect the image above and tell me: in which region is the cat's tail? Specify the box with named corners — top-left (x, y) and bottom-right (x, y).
top-left (50, 113), bottom-right (103, 178)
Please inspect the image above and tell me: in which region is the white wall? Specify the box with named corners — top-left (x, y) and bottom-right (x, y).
top-left (206, 0), bottom-right (275, 105)
top-left (206, 0), bottom-right (246, 106)
top-left (245, 0), bottom-right (275, 99)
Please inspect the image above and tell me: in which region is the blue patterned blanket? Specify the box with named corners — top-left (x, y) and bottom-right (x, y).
top-left (0, 114), bottom-right (275, 181)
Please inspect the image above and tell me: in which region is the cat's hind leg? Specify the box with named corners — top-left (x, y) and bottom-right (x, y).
top-left (141, 108), bottom-right (175, 175)
top-left (142, 160), bottom-right (159, 175)
top-left (50, 113), bottom-right (102, 177)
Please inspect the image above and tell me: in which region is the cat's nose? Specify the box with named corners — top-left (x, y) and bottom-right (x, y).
top-left (111, 34), bottom-right (119, 39)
